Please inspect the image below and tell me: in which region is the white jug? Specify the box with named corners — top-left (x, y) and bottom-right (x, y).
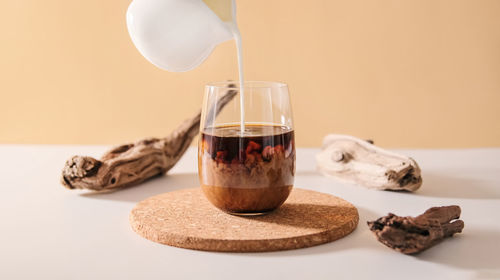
top-left (126, 0), bottom-right (236, 72)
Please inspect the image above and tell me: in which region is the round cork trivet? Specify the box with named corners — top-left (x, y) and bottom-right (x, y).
top-left (130, 188), bottom-right (358, 252)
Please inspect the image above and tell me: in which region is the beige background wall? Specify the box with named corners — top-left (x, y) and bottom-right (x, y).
top-left (1, 0), bottom-right (499, 147)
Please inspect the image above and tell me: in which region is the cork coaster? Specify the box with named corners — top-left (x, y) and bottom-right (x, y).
top-left (130, 188), bottom-right (359, 252)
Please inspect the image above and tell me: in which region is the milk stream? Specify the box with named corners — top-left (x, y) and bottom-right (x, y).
top-left (229, 23), bottom-right (246, 134)
top-left (203, 0), bottom-right (245, 133)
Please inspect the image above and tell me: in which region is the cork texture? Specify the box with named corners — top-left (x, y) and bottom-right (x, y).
top-left (130, 188), bottom-right (359, 252)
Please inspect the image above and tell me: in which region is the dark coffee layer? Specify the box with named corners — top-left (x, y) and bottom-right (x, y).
top-left (201, 124), bottom-right (294, 163)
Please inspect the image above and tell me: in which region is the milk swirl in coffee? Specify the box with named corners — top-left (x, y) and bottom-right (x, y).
top-left (199, 124), bottom-right (295, 214)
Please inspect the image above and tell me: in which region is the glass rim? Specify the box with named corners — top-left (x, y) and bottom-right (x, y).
top-left (205, 81), bottom-right (287, 89)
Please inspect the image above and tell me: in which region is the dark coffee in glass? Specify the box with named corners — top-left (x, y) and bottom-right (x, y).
top-left (199, 124), bottom-right (295, 215)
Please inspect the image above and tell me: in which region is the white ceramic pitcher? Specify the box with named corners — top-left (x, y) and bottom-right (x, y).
top-left (126, 0), bottom-right (236, 72)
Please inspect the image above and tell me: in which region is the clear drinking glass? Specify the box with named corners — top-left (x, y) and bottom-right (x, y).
top-left (198, 81), bottom-right (295, 216)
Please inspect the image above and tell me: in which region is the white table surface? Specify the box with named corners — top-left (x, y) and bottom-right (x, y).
top-left (1, 145), bottom-right (499, 280)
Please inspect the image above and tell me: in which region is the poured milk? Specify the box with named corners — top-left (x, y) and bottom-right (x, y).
top-left (229, 23), bottom-right (246, 133)
top-left (127, 0), bottom-right (246, 132)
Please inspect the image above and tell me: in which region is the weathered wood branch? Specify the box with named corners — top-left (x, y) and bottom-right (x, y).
top-left (316, 134), bottom-right (422, 191)
top-left (367, 206), bottom-right (464, 254)
top-left (61, 88), bottom-right (237, 191)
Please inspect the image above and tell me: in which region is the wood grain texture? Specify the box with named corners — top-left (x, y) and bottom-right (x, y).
top-left (367, 205), bottom-right (464, 254)
top-left (61, 88), bottom-right (236, 191)
top-left (316, 134), bottom-right (422, 191)
top-left (130, 188), bottom-right (359, 252)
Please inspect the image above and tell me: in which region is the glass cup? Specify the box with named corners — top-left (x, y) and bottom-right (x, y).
top-left (198, 81), bottom-right (295, 216)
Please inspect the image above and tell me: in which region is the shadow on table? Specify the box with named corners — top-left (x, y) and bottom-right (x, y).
top-left (415, 228), bottom-right (500, 272)
top-left (247, 210), bottom-right (500, 273)
top-left (415, 172), bottom-right (500, 199)
top-left (79, 173), bottom-right (199, 202)
top-left (243, 206), bottom-right (385, 256)
top-left (238, 203), bottom-right (357, 230)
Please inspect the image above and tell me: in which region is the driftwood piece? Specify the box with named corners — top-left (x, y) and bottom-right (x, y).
top-left (61, 88), bottom-right (237, 191)
top-left (316, 134), bottom-right (422, 191)
top-left (367, 206), bottom-right (464, 254)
